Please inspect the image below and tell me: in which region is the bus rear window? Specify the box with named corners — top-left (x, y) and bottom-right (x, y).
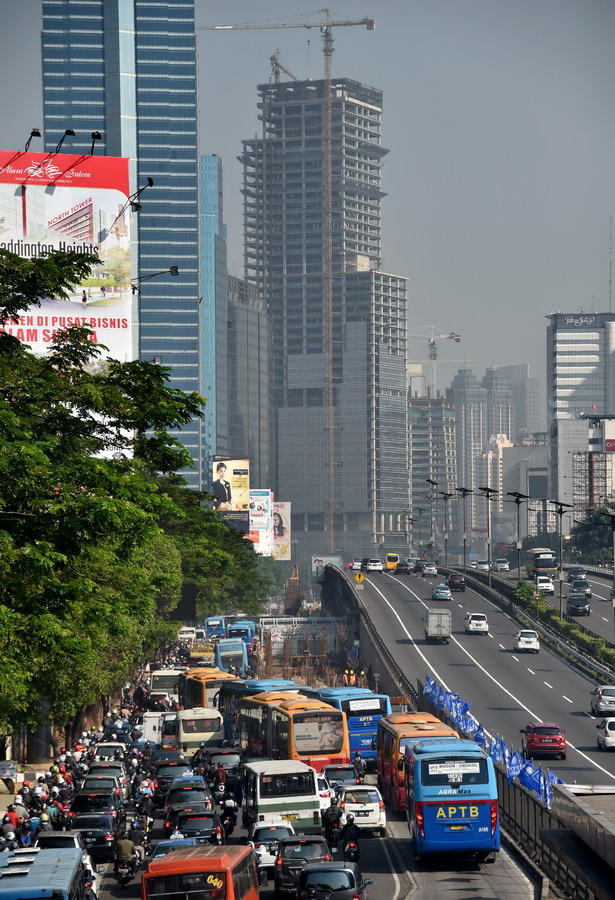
top-left (260, 772), bottom-right (315, 797)
top-left (181, 718), bottom-right (221, 734)
top-left (420, 757), bottom-right (488, 786)
top-left (146, 871), bottom-right (226, 900)
top-left (294, 712), bottom-right (344, 754)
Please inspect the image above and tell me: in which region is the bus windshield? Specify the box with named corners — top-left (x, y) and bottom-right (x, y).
top-left (181, 717), bottom-right (221, 735)
top-left (294, 712), bottom-right (344, 754)
top-left (259, 771), bottom-right (315, 797)
top-left (152, 673), bottom-right (181, 692)
top-left (420, 756), bottom-right (489, 786)
top-left (145, 870), bottom-right (226, 900)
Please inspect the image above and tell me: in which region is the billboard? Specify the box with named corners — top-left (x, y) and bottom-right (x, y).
top-left (272, 501), bottom-right (291, 561)
top-left (248, 489), bottom-right (273, 556)
top-left (312, 555), bottom-right (343, 576)
top-left (211, 458), bottom-right (250, 512)
top-left (0, 150), bottom-right (132, 361)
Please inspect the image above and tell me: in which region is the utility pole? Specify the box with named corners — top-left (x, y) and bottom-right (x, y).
top-left (507, 492), bottom-right (530, 579)
top-left (550, 500), bottom-right (572, 618)
top-left (439, 491), bottom-right (453, 567)
top-left (478, 486), bottom-right (498, 587)
top-left (455, 487), bottom-right (473, 574)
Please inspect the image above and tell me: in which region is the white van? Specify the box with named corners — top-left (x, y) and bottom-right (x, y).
top-left (242, 760), bottom-right (321, 833)
top-left (178, 627), bottom-right (197, 644)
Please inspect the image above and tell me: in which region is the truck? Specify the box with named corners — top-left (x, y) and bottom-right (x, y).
top-left (424, 608), bottom-right (452, 644)
top-left (189, 641), bottom-right (216, 666)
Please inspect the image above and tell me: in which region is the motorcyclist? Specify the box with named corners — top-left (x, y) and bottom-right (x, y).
top-left (340, 814), bottom-right (360, 854)
top-left (221, 791), bottom-right (238, 825)
top-left (138, 793), bottom-right (155, 835)
top-left (213, 763), bottom-right (227, 791)
top-left (322, 798), bottom-right (343, 845)
top-left (114, 832), bottom-right (137, 877)
top-left (353, 751), bottom-right (366, 780)
top-left (127, 820), bottom-right (145, 866)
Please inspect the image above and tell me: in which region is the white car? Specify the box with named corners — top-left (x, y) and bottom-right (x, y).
top-left (422, 563), bottom-right (438, 577)
top-left (92, 741), bottom-right (126, 761)
top-left (513, 630), bottom-right (540, 653)
top-left (247, 821), bottom-right (296, 871)
top-left (317, 773), bottom-right (334, 815)
top-left (351, 559), bottom-right (362, 571)
top-left (536, 576), bottom-right (554, 595)
top-left (476, 560), bottom-right (490, 571)
top-left (338, 785), bottom-right (386, 836)
top-left (494, 559), bottom-right (510, 572)
top-left (464, 612), bottom-right (489, 634)
top-left (366, 559), bottom-right (383, 573)
top-left (596, 718), bottom-right (615, 751)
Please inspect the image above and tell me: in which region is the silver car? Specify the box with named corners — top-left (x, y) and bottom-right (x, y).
top-left (591, 685), bottom-right (615, 716)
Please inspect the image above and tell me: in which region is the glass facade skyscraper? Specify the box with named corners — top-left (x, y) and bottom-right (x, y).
top-left (42, 0), bottom-right (202, 485)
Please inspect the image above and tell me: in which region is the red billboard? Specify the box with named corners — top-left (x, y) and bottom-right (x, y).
top-left (0, 150), bottom-right (132, 361)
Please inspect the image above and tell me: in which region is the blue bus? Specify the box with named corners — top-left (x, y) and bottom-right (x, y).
top-left (404, 737), bottom-right (500, 863)
top-left (204, 616), bottom-right (227, 640)
top-left (217, 679), bottom-right (304, 713)
top-left (214, 638), bottom-right (249, 676)
top-left (226, 620), bottom-right (257, 644)
top-left (301, 687), bottom-right (391, 763)
top-left (0, 848), bottom-right (90, 900)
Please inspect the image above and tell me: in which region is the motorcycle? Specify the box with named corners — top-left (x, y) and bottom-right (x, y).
top-left (115, 860), bottom-right (135, 888)
top-left (324, 821), bottom-right (341, 850)
top-left (343, 841), bottom-right (360, 863)
top-left (222, 811), bottom-right (236, 837)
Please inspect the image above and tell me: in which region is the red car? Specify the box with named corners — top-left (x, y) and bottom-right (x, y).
top-left (520, 722), bottom-right (566, 759)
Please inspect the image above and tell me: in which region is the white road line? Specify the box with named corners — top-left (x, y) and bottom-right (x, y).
top-left (488, 633), bottom-right (494, 639)
top-left (380, 832), bottom-right (401, 900)
top-left (499, 644), bottom-right (505, 650)
top-left (375, 577), bottom-right (615, 781)
top-left (563, 696), bottom-right (573, 703)
top-left (585, 712), bottom-right (595, 719)
top-left (602, 617), bottom-right (609, 623)
top-left (527, 668), bottom-right (535, 675)
top-left (544, 682), bottom-right (553, 689)
top-left (511, 655), bottom-right (519, 661)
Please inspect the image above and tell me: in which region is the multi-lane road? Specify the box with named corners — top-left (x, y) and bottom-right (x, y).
top-left (362, 569), bottom-right (615, 785)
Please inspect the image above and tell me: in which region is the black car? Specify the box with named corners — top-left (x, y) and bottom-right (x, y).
top-left (447, 573), bottom-right (466, 592)
top-left (147, 749), bottom-right (183, 773)
top-left (164, 801), bottom-right (213, 837)
top-left (413, 560), bottom-right (426, 574)
top-left (570, 578), bottom-right (592, 598)
top-left (567, 592), bottom-right (591, 616)
top-left (297, 862), bottom-right (373, 900)
top-left (274, 836), bottom-right (331, 896)
top-left (72, 813), bottom-right (119, 861)
top-left (172, 808), bottom-right (224, 843)
top-left (322, 764), bottom-right (361, 796)
top-left (69, 789), bottom-right (126, 826)
top-left (152, 760), bottom-right (192, 806)
top-left (567, 565), bottom-right (587, 583)
top-left (394, 561), bottom-right (412, 575)
top-left (360, 558), bottom-right (370, 571)
top-left (164, 781), bottom-right (213, 820)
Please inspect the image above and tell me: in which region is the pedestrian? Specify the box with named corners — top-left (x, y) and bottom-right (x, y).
top-left (81, 290), bottom-right (87, 308)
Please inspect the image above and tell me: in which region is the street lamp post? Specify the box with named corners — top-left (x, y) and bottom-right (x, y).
top-left (415, 508), bottom-right (426, 559)
top-left (549, 500), bottom-right (572, 618)
top-left (507, 492), bottom-right (530, 579)
top-left (439, 491), bottom-right (453, 567)
top-left (478, 486), bottom-right (498, 588)
top-left (426, 479), bottom-right (438, 561)
top-left (406, 515), bottom-right (415, 560)
top-left (455, 487), bottom-right (473, 574)
top-left (587, 510), bottom-right (615, 642)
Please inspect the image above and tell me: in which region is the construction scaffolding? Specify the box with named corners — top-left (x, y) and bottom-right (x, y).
top-left (572, 451), bottom-right (608, 514)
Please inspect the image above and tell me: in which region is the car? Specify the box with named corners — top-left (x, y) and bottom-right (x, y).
top-left (366, 559), bottom-right (383, 573)
top-left (350, 559), bottom-right (362, 571)
top-left (590, 685), bottom-right (615, 716)
top-left (338, 784), bottom-right (386, 836)
top-left (464, 612), bottom-right (489, 634)
top-left (69, 789), bottom-right (126, 825)
top-left (432, 583), bottom-right (452, 601)
top-left (447, 573), bottom-right (466, 592)
top-left (521, 722), bottom-right (566, 759)
top-left (422, 563), bottom-right (438, 577)
top-left (71, 813), bottom-right (119, 861)
top-left (406, 557), bottom-right (419, 568)
top-left (164, 800), bottom-right (214, 838)
top-left (596, 718), bottom-right (615, 751)
top-left (147, 691), bottom-right (174, 711)
top-left (146, 748), bottom-right (183, 773)
top-left (34, 830), bottom-right (88, 855)
top-left (172, 807), bottom-right (224, 843)
top-left (536, 576), bottom-right (554, 595)
top-left (476, 560), bottom-right (490, 571)
top-left (164, 778), bottom-right (213, 819)
top-left (317, 773), bottom-right (334, 815)
top-left (247, 821), bottom-right (296, 871)
top-left (152, 759), bottom-right (193, 806)
top-left (570, 578), bottom-right (592, 598)
top-left (273, 835), bottom-right (331, 896)
top-left (86, 762), bottom-right (129, 799)
top-left (567, 565), bottom-right (587, 582)
top-left (92, 741), bottom-right (126, 761)
top-left (469, 560), bottom-right (478, 568)
top-left (297, 862), bottom-right (373, 900)
top-left (322, 764), bottom-right (361, 796)
top-left (394, 561), bottom-right (412, 575)
top-left (80, 775), bottom-right (122, 797)
top-left (566, 592), bottom-right (591, 616)
top-left (151, 837), bottom-right (200, 859)
top-left (513, 630), bottom-right (540, 653)
top-left (360, 558), bottom-right (370, 571)
top-left (494, 559), bottom-right (510, 572)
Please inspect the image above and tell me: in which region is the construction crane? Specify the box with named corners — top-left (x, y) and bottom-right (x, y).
top-left (409, 326), bottom-right (474, 394)
top-left (269, 49), bottom-right (298, 83)
top-left (200, 10), bottom-right (375, 554)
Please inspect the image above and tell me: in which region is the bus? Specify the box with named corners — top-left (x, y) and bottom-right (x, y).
top-left (376, 712), bottom-right (460, 813)
top-left (238, 693), bottom-right (350, 771)
top-left (179, 670), bottom-right (240, 709)
top-left (226, 620), bottom-right (257, 645)
top-left (177, 708), bottom-right (224, 755)
top-left (385, 553), bottom-right (401, 571)
top-left (241, 760), bottom-right (321, 833)
top-left (141, 846), bottom-right (261, 900)
top-left (214, 639), bottom-right (249, 676)
top-left (301, 688), bottom-right (391, 763)
top-left (404, 737), bottom-right (499, 863)
top-left (217, 680), bottom-right (304, 714)
top-left (0, 848), bottom-right (90, 900)
top-left (150, 668), bottom-right (184, 702)
top-left (204, 617), bottom-right (227, 641)
top-left (525, 547), bottom-right (558, 579)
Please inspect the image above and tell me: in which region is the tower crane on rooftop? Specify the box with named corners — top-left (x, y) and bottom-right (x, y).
top-left (409, 326), bottom-right (470, 394)
top-left (269, 49), bottom-right (298, 83)
top-left (201, 10), bottom-right (375, 554)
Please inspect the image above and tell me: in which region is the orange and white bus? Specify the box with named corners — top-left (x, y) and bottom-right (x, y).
top-left (141, 846), bottom-right (260, 900)
top-left (178, 669), bottom-right (240, 709)
top-left (376, 712), bottom-right (459, 812)
top-left (237, 692), bottom-right (350, 772)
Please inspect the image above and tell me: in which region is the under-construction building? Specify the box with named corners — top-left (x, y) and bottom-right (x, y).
top-left (240, 78), bottom-right (409, 558)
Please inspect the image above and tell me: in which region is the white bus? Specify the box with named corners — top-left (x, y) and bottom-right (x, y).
top-left (177, 707), bottom-right (224, 755)
top-left (241, 760), bottom-right (321, 833)
top-left (149, 668), bottom-right (184, 702)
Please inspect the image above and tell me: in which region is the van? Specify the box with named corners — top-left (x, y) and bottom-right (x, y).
top-left (241, 760), bottom-right (321, 833)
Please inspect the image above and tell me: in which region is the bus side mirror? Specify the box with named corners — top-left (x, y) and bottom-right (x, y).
top-left (259, 870), bottom-right (268, 886)
top-left (397, 758), bottom-right (404, 771)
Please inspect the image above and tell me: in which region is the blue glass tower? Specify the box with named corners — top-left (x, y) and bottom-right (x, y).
top-left (42, 0), bottom-right (202, 485)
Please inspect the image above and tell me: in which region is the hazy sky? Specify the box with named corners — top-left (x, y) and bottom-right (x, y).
top-left (1, 1), bottom-right (614, 400)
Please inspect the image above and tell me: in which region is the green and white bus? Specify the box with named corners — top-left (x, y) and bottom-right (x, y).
top-left (241, 760), bottom-right (321, 833)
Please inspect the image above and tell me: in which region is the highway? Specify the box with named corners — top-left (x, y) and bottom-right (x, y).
top-left (361, 571), bottom-right (615, 785)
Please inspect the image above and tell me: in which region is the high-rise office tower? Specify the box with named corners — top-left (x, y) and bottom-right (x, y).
top-left (451, 367), bottom-right (487, 534)
top-left (241, 78), bottom-right (409, 557)
top-left (42, 0), bottom-right (202, 485)
top-left (482, 367), bottom-right (515, 442)
top-left (498, 364), bottom-right (542, 439)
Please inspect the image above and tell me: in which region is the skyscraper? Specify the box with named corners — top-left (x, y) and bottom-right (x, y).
top-left (42, 0), bottom-right (202, 485)
top-left (241, 78), bottom-right (409, 557)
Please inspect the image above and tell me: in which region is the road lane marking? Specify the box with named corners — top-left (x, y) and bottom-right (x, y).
top-left (527, 668), bottom-right (535, 675)
top-left (499, 644), bottom-right (505, 649)
top-left (373, 577), bottom-right (615, 782)
top-left (563, 696), bottom-right (573, 703)
top-left (602, 617), bottom-right (608, 622)
top-left (544, 682), bottom-right (553, 689)
top-left (380, 832), bottom-right (401, 900)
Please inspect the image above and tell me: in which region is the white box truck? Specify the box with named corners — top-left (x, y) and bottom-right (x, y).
top-left (424, 608), bottom-right (452, 644)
